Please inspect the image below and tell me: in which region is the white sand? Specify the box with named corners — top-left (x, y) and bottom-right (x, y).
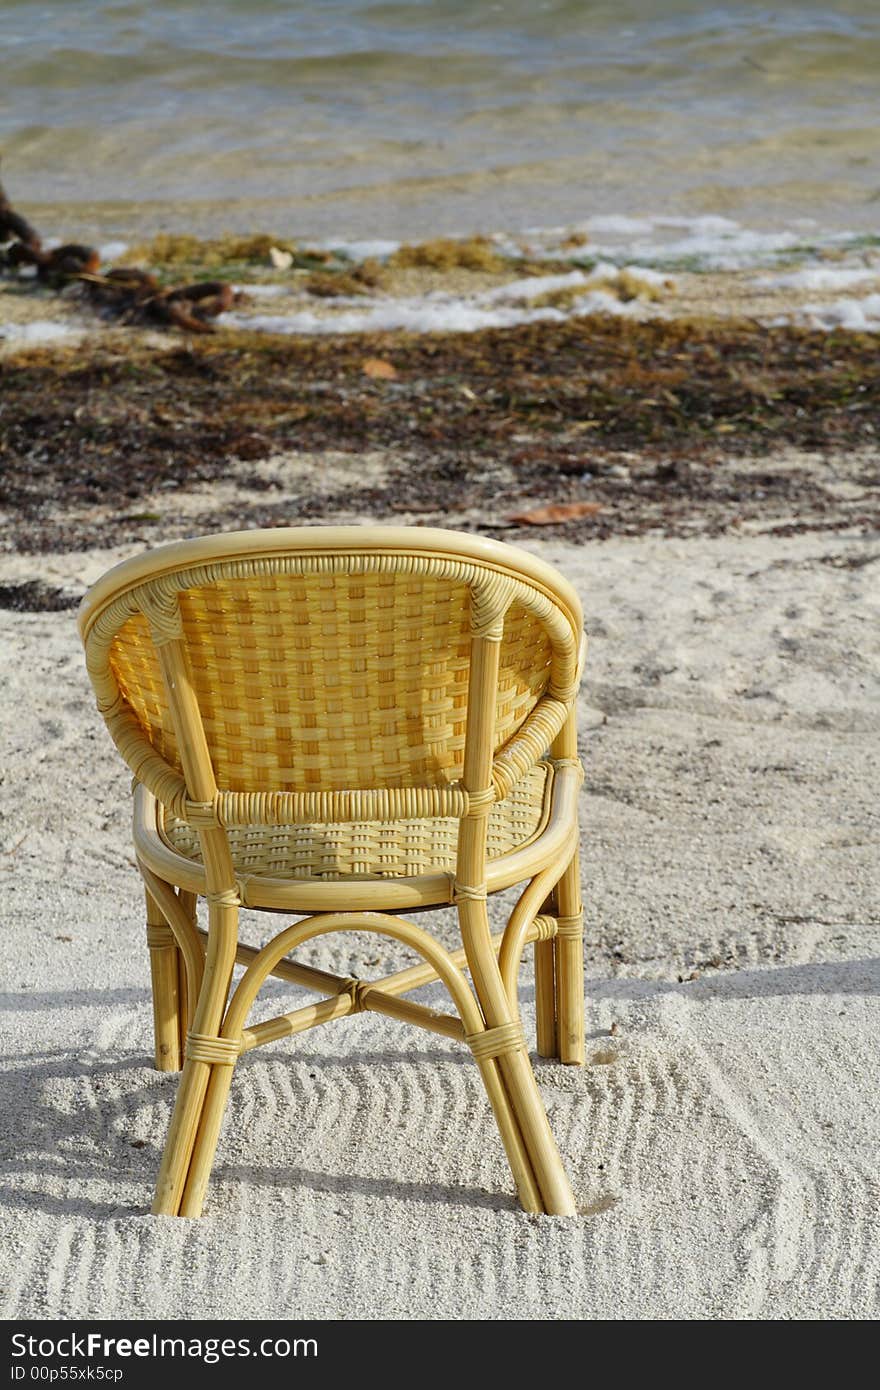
top-left (1, 528), bottom-right (878, 1320)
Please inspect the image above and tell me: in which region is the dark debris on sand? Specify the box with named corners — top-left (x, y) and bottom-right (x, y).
top-left (2, 315), bottom-right (878, 554)
top-left (0, 580), bottom-right (79, 611)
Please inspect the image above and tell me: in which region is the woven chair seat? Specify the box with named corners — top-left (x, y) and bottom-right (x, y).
top-left (160, 763), bottom-right (551, 883)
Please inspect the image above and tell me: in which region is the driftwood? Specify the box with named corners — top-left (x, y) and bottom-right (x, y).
top-left (8, 241), bottom-right (101, 280)
top-left (81, 268), bottom-right (238, 332)
top-left (0, 177), bottom-right (41, 255)
top-left (0, 166), bottom-right (238, 332)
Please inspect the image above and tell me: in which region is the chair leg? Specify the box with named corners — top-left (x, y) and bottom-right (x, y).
top-left (462, 898), bottom-right (577, 1216)
top-left (534, 936), bottom-right (557, 1058)
top-left (496, 1042), bottom-right (577, 1215)
top-left (472, 1054), bottom-right (544, 1214)
top-left (151, 893), bottom-right (239, 1217)
top-left (145, 887), bottom-right (184, 1072)
top-left (179, 1061), bottom-right (237, 1218)
top-left (177, 890), bottom-right (197, 1039)
top-left (151, 1055), bottom-right (215, 1215)
top-left (554, 848), bottom-right (585, 1065)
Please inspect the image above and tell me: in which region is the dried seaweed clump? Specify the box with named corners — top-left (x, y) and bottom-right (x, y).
top-left (304, 260), bottom-right (388, 298)
top-left (531, 270), bottom-right (671, 310)
top-left (126, 232), bottom-right (301, 269)
top-left (610, 270), bottom-right (670, 303)
top-left (390, 237), bottom-right (505, 273)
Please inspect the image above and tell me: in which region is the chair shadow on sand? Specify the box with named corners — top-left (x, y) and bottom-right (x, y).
top-left (2, 952), bottom-right (878, 1220)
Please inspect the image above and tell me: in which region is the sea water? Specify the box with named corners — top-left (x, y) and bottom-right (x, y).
top-left (1, 0), bottom-right (878, 242)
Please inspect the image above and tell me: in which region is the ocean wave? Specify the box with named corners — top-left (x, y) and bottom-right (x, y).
top-left (3, 1), bottom-right (880, 233)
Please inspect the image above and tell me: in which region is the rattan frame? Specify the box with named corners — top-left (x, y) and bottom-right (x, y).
top-left (78, 526), bottom-right (587, 1217)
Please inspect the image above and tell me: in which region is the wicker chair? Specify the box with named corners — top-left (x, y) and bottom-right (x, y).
top-left (78, 526), bottom-right (586, 1217)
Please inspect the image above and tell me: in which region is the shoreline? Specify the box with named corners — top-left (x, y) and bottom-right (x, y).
top-left (14, 180), bottom-right (880, 249)
top-left (4, 207), bottom-right (880, 351)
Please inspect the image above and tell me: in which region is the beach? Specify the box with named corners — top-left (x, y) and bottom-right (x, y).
top-left (2, 312), bottom-right (879, 1317)
top-left (2, 0), bottom-right (880, 1326)
top-left (1, 518), bottom-right (878, 1319)
top-left (2, 227), bottom-right (879, 1328)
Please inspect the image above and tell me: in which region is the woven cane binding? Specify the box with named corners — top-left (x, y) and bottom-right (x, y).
top-left (160, 761), bottom-right (552, 880)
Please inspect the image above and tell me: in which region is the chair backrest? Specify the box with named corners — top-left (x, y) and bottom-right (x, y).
top-left (78, 527), bottom-right (584, 826)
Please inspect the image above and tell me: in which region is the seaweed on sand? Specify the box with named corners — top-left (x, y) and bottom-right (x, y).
top-left (2, 315), bottom-right (877, 552)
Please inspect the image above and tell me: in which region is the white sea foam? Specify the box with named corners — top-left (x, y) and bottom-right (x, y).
top-left (224, 298), bottom-right (568, 335)
top-left (509, 214), bottom-right (877, 275)
top-left (482, 263), bottom-right (672, 306)
top-left (235, 282), bottom-right (288, 299)
top-left (325, 238), bottom-right (401, 262)
top-left (757, 267), bottom-right (880, 291)
top-left (583, 214), bottom-right (656, 236)
top-left (0, 320), bottom-right (82, 345)
top-left (98, 241), bottom-right (129, 263)
top-left (800, 294), bottom-right (880, 331)
top-left (652, 215), bottom-right (740, 233)
top-left (224, 257), bottom-right (671, 336)
top-left (483, 269), bottom-right (589, 302)
top-left (618, 263), bottom-right (675, 287)
top-left (310, 216), bottom-right (876, 282)
top-left (586, 262), bottom-right (622, 281)
top-left (571, 288), bottom-right (649, 317)
top-left (220, 230), bottom-right (686, 338)
top-left (604, 227), bottom-right (803, 271)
